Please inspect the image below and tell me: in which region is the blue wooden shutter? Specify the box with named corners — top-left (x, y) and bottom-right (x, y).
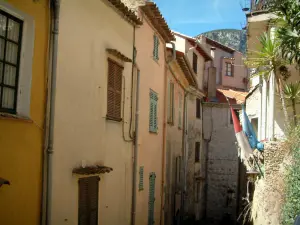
top-left (148, 172), bottom-right (156, 225)
top-left (139, 166), bottom-right (144, 191)
top-left (153, 35), bottom-right (159, 60)
top-left (149, 90), bottom-right (158, 132)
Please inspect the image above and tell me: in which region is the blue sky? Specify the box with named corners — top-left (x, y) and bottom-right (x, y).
top-left (155, 0), bottom-right (247, 36)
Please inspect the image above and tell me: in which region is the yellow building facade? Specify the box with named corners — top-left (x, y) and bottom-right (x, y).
top-left (0, 0), bottom-right (49, 225)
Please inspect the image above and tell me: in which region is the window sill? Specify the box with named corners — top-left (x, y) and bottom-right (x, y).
top-left (167, 121), bottom-right (174, 126)
top-left (0, 112), bottom-right (32, 123)
top-left (149, 130), bottom-right (158, 134)
top-left (106, 116), bottom-right (122, 122)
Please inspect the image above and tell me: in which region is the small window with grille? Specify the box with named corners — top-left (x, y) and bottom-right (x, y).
top-left (0, 9), bottom-right (23, 113)
top-left (78, 176), bottom-right (100, 225)
top-left (107, 58), bottom-right (123, 121)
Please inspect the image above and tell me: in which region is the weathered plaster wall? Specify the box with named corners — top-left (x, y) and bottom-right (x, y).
top-left (185, 94), bottom-right (204, 220)
top-left (203, 105), bottom-right (239, 222)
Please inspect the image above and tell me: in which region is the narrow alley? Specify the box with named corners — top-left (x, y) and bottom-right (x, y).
top-left (0, 0), bottom-right (299, 225)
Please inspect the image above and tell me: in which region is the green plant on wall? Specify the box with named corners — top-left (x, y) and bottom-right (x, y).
top-left (283, 81), bottom-right (300, 126)
top-left (282, 125), bottom-right (300, 225)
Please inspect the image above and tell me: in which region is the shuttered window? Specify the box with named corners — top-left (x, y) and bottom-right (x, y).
top-left (178, 93), bottom-right (182, 129)
top-left (193, 52), bottom-right (198, 73)
top-left (167, 81), bottom-right (174, 124)
top-left (139, 166), bottom-right (144, 191)
top-left (153, 35), bottom-right (159, 61)
top-left (148, 172), bottom-right (156, 225)
top-left (78, 176), bottom-right (99, 225)
top-left (195, 142), bottom-right (200, 162)
top-left (107, 58), bottom-right (123, 121)
top-left (175, 156), bottom-right (181, 191)
top-left (149, 89), bottom-right (158, 133)
top-left (196, 98), bottom-right (201, 119)
top-left (225, 62), bottom-right (234, 76)
top-left (195, 181), bottom-right (200, 202)
top-left (0, 10), bottom-right (23, 113)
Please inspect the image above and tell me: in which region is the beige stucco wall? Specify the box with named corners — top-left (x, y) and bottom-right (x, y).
top-left (50, 0), bottom-right (134, 224)
top-left (134, 12), bottom-right (166, 225)
top-left (164, 61), bottom-right (187, 224)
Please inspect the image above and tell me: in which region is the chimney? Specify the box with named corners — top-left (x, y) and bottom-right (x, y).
top-left (207, 47), bottom-right (216, 99)
top-left (207, 67), bottom-right (217, 98)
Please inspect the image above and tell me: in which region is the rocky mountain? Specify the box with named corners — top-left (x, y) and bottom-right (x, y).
top-left (199, 29), bottom-right (247, 54)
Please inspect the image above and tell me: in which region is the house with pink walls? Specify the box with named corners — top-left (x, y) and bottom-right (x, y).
top-left (198, 35), bottom-right (249, 94)
top-left (133, 2), bottom-right (175, 225)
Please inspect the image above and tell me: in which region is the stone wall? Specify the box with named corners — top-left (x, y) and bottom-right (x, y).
top-left (203, 104), bottom-right (240, 222)
top-left (251, 142), bottom-right (288, 225)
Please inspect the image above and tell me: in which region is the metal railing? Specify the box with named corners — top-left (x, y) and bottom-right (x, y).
top-left (250, 0), bottom-right (268, 12)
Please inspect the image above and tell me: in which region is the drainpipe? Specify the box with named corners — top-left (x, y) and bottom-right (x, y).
top-left (41, 1), bottom-right (60, 225)
top-left (180, 90), bottom-right (188, 222)
top-left (160, 42), bottom-right (176, 225)
top-left (131, 25), bottom-right (138, 225)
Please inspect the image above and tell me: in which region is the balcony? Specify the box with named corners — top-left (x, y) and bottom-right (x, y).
top-left (250, 0), bottom-right (268, 12)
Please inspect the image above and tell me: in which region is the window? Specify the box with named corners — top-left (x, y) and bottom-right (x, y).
top-left (78, 176), bottom-right (100, 225)
top-left (149, 89), bottom-right (158, 133)
top-left (196, 98), bottom-right (201, 119)
top-left (167, 81), bottom-right (174, 124)
top-left (0, 9), bottom-right (23, 113)
top-left (175, 156), bottom-right (181, 190)
top-left (178, 92), bottom-right (182, 129)
top-left (195, 181), bottom-right (201, 202)
top-left (195, 142), bottom-right (200, 162)
top-left (225, 62), bottom-right (234, 76)
top-left (148, 173), bottom-right (156, 225)
top-left (139, 166), bottom-right (144, 191)
top-left (193, 52), bottom-right (198, 73)
top-left (107, 58), bottom-right (123, 121)
top-left (153, 35), bottom-right (159, 61)
top-left (230, 109), bottom-right (239, 124)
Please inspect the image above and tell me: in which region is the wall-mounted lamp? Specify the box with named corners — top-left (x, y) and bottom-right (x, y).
top-left (246, 170), bottom-right (260, 183)
top-left (0, 177), bottom-right (10, 188)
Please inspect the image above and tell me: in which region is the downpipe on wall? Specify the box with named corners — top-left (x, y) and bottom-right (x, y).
top-left (131, 25), bottom-right (139, 225)
top-left (41, 1), bottom-right (60, 225)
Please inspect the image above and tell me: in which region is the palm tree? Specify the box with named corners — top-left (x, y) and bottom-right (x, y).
top-left (268, 0), bottom-right (300, 65)
top-left (283, 81), bottom-right (300, 125)
top-left (245, 32), bottom-right (290, 125)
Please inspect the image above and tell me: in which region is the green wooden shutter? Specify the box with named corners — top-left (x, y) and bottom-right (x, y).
top-left (149, 90), bottom-right (158, 133)
top-left (153, 35), bottom-right (159, 60)
top-left (148, 172), bottom-right (156, 225)
top-left (139, 166), bottom-right (144, 191)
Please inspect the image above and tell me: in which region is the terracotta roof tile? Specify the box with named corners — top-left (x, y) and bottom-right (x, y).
top-left (106, 0), bottom-right (142, 25)
top-left (140, 2), bottom-right (175, 43)
top-left (217, 88), bottom-right (248, 104)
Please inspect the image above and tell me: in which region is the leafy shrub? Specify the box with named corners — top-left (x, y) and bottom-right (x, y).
top-left (282, 125), bottom-right (300, 224)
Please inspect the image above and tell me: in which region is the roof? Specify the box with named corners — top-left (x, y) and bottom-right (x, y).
top-left (173, 31), bottom-right (213, 62)
top-left (106, 0), bottom-right (142, 25)
top-left (140, 2), bottom-right (175, 43)
top-left (203, 36), bottom-right (235, 54)
top-left (173, 49), bottom-right (197, 88)
top-left (72, 165), bottom-right (113, 175)
top-left (217, 88), bottom-right (248, 104)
